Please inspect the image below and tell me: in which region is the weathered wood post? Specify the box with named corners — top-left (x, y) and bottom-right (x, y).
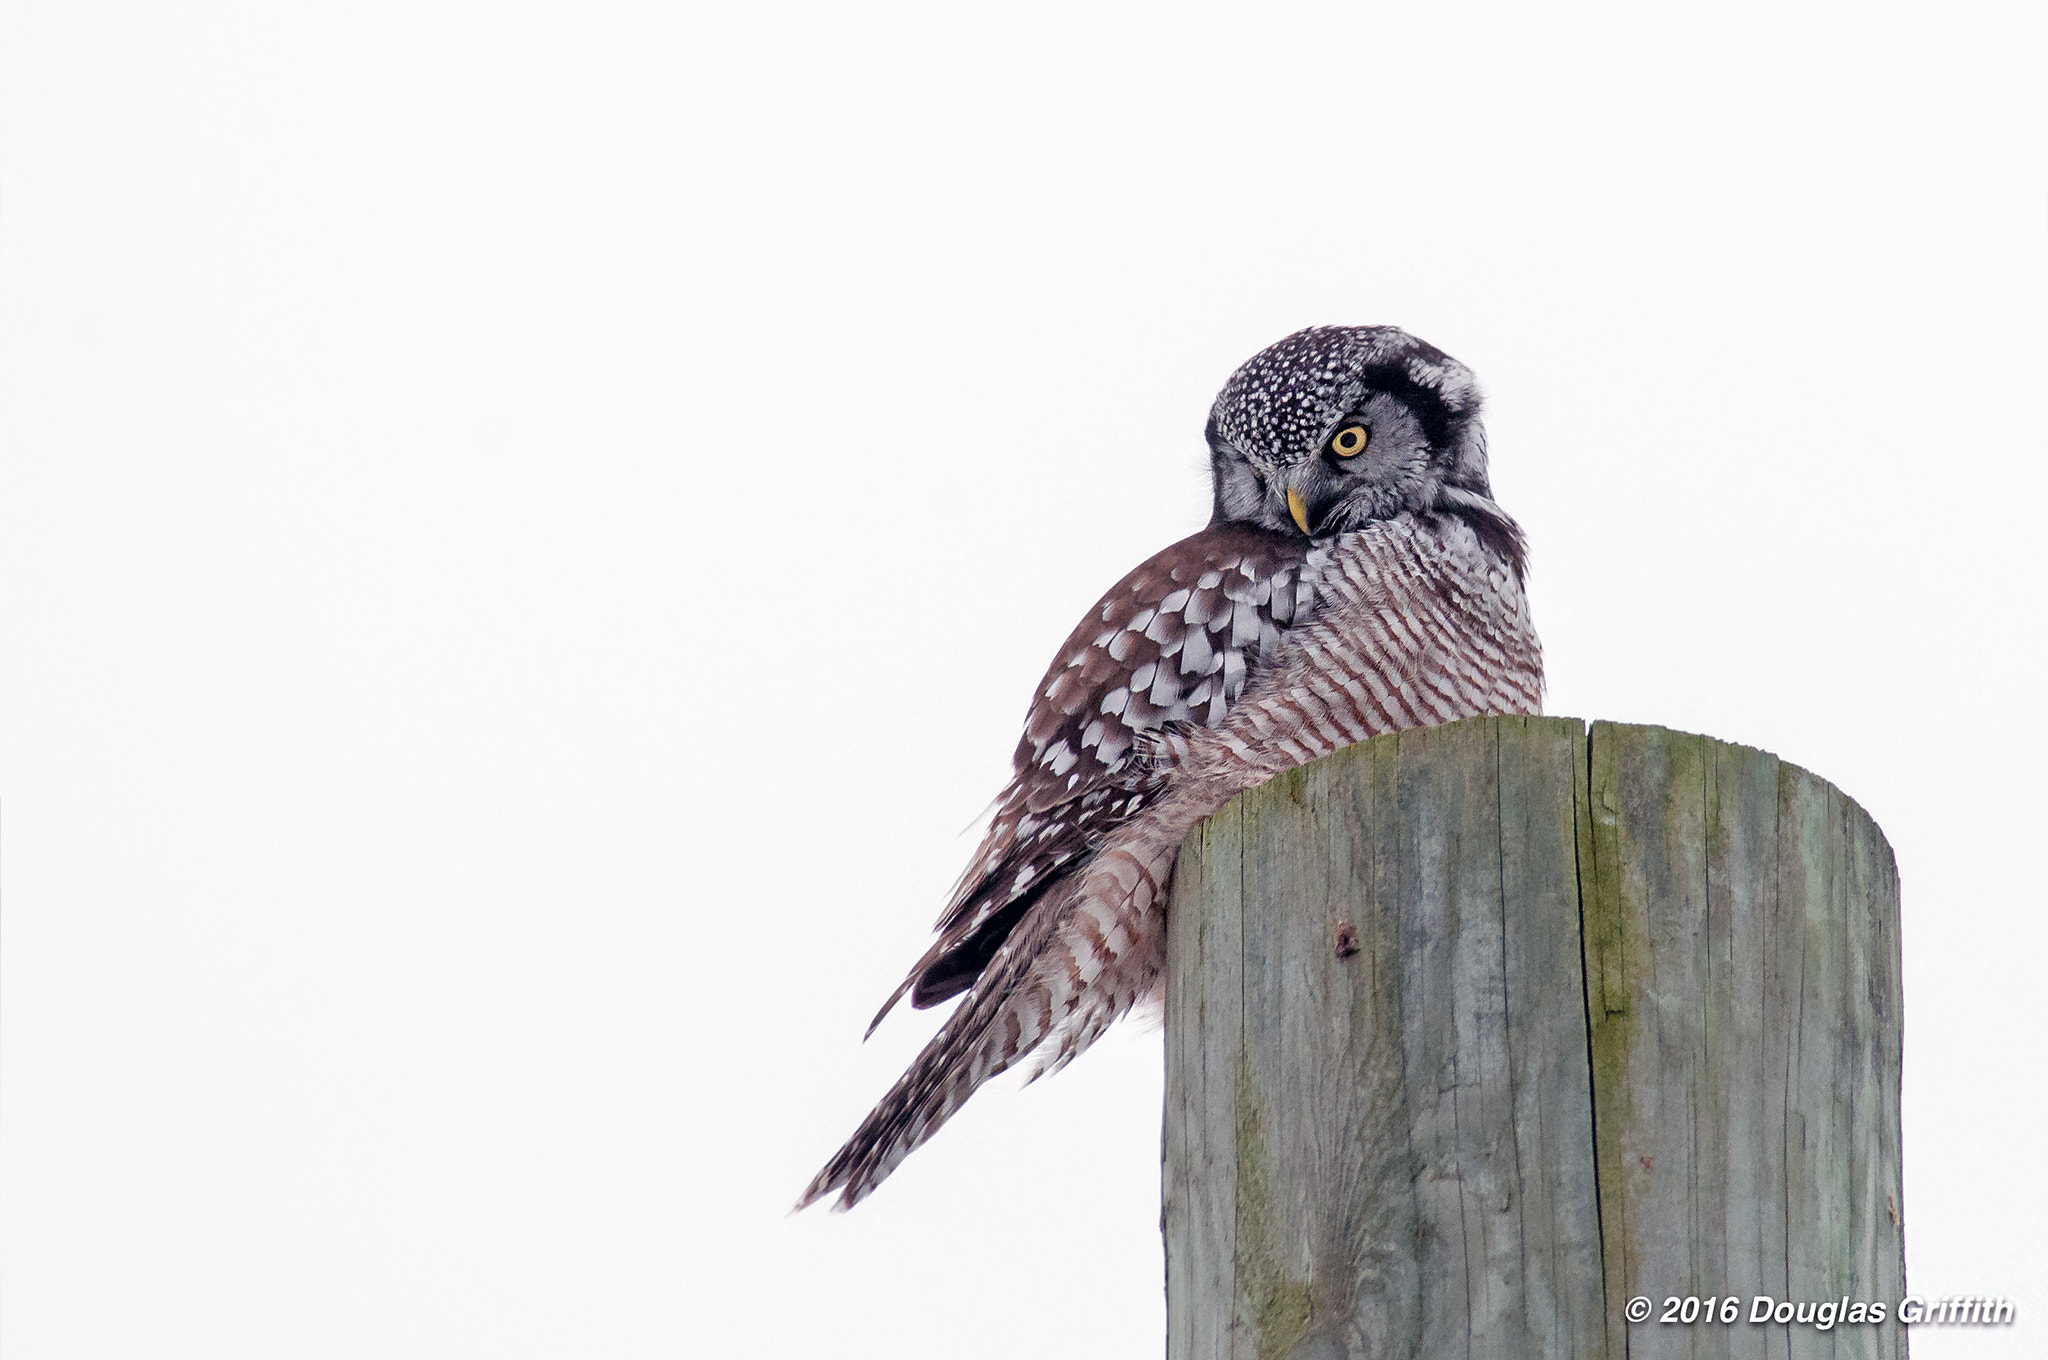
top-left (1164, 716), bottom-right (1905, 1360)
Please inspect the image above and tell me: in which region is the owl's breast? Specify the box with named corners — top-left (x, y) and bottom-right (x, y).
top-left (1177, 515), bottom-right (1543, 786)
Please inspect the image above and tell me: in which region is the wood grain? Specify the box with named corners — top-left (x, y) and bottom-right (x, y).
top-left (1164, 717), bottom-right (1905, 1360)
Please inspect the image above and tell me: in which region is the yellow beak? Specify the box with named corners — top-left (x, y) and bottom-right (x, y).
top-left (1287, 487), bottom-right (1311, 535)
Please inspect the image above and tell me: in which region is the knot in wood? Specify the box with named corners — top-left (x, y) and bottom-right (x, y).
top-left (1332, 921), bottom-right (1360, 960)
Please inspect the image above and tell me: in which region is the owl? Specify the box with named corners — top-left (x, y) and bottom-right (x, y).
top-left (798, 325), bottom-right (1543, 1211)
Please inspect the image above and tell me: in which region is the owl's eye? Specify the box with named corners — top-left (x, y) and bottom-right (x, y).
top-left (1330, 425), bottom-right (1368, 458)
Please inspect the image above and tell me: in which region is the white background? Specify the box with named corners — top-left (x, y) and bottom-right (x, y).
top-left (4, 2), bottom-right (2043, 1355)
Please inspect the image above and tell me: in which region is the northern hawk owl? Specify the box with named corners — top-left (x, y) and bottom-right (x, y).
top-left (799, 325), bottom-right (1543, 1210)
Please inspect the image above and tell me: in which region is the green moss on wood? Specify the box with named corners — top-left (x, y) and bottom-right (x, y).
top-left (1235, 1046), bottom-right (1313, 1360)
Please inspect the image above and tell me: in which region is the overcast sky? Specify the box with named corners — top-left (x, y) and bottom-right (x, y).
top-left (4, 2), bottom-right (2044, 1356)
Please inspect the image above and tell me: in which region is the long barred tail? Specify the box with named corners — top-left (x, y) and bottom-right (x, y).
top-left (795, 840), bottom-right (1175, 1212)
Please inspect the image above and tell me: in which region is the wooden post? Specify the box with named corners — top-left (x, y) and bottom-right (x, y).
top-left (1164, 717), bottom-right (1906, 1360)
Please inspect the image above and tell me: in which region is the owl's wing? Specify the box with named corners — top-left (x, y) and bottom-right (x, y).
top-left (865, 521), bottom-right (1323, 1034)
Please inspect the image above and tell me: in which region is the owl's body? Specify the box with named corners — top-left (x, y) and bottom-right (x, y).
top-left (799, 327), bottom-right (1542, 1211)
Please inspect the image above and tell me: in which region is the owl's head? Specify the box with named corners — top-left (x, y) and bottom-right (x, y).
top-left (1206, 325), bottom-right (1523, 574)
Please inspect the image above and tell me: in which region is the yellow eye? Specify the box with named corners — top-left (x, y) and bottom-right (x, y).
top-left (1331, 425), bottom-right (1368, 457)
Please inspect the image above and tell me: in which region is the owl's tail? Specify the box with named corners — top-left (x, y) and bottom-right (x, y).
top-left (794, 841), bottom-right (1174, 1212)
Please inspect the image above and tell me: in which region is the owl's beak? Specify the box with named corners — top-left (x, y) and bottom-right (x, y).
top-left (1286, 487), bottom-right (1312, 535)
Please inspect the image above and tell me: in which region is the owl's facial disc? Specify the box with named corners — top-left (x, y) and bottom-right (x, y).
top-left (1250, 395), bottom-right (1427, 537)
top-left (1283, 418), bottom-right (1385, 534)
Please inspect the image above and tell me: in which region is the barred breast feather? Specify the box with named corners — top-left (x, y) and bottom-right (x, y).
top-left (798, 511), bottom-right (1540, 1211)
